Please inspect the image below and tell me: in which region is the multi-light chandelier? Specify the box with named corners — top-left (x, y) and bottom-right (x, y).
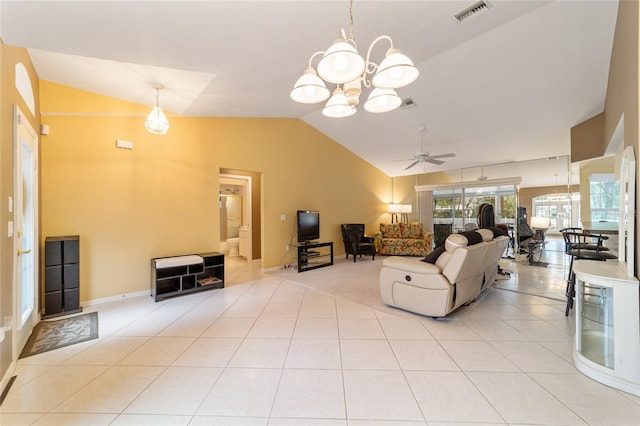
top-left (145, 83), bottom-right (169, 135)
top-left (290, 0), bottom-right (419, 118)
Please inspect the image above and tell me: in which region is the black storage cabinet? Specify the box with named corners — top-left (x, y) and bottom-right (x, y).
top-left (44, 235), bottom-right (81, 318)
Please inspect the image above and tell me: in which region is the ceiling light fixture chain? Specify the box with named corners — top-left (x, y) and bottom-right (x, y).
top-left (290, 0), bottom-right (419, 118)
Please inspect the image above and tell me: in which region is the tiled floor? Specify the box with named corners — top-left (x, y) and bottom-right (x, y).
top-left (2, 238), bottom-right (640, 425)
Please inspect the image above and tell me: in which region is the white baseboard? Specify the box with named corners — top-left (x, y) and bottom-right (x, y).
top-left (82, 290), bottom-right (149, 307)
top-left (0, 360), bottom-right (17, 400)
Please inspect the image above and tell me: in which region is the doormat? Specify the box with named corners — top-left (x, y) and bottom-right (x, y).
top-left (19, 312), bottom-right (98, 359)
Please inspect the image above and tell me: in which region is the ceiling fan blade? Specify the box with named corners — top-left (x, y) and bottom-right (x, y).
top-left (391, 158), bottom-right (415, 163)
top-left (429, 153), bottom-right (456, 159)
top-left (404, 160), bottom-right (420, 170)
top-left (425, 158), bottom-right (445, 165)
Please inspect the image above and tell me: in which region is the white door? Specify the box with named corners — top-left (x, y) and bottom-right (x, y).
top-left (13, 106), bottom-right (39, 357)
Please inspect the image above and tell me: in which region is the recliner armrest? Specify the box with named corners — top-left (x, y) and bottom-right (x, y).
top-left (382, 256), bottom-right (442, 274)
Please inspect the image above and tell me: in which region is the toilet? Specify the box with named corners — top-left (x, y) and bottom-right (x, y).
top-left (226, 237), bottom-right (239, 257)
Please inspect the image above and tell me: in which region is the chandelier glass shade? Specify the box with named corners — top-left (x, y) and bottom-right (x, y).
top-left (317, 38), bottom-right (366, 84)
top-left (322, 87), bottom-right (356, 118)
top-left (363, 88), bottom-right (402, 113)
top-left (290, 67), bottom-right (331, 104)
top-left (145, 84), bottom-right (169, 135)
top-left (290, 1), bottom-right (419, 118)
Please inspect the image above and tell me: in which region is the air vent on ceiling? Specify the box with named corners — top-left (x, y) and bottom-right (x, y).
top-left (400, 98), bottom-right (416, 110)
top-left (454, 0), bottom-right (491, 23)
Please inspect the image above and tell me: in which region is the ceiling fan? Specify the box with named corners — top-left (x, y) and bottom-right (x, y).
top-left (397, 126), bottom-right (456, 170)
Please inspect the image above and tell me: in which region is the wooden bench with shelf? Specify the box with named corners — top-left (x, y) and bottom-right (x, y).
top-left (151, 252), bottom-right (224, 301)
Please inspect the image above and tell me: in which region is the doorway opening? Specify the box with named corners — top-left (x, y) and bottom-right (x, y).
top-left (219, 169), bottom-right (262, 262)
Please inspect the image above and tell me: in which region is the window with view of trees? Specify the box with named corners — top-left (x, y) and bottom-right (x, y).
top-left (590, 174), bottom-right (619, 222)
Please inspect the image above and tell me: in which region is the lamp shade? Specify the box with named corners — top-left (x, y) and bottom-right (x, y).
top-left (145, 106), bottom-right (169, 135)
top-left (530, 216), bottom-right (550, 229)
top-left (322, 87), bottom-right (356, 118)
top-left (317, 39), bottom-right (365, 84)
top-left (364, 88), bottom-right (402, 113)
top-left (290, 67), bottom-right (331, 104)
top-left (387, 204), bottom-right (402, 213)
top-left (372, 48), bottom-right (419, 89)
top-left (400, 204), bottom-right (412, 213)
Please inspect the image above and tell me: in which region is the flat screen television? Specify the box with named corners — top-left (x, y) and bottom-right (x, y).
top-left (297, 210), bottom-right (320, 243)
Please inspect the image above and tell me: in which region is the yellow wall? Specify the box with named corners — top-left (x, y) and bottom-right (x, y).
top-left (0, 41), bottom-right (40, 390)
top-left (39, 81), bottom-right (390, 301)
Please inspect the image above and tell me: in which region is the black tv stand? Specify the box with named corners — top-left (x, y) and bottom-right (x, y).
top-left (295, 241), bottom-right (333, 272)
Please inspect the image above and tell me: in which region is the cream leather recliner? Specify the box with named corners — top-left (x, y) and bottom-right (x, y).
top-left (379, 229), bottom-right (509, 318)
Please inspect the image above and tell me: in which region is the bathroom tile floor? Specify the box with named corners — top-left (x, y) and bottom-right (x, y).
top-left (2, 239), bottom-right (640, 425)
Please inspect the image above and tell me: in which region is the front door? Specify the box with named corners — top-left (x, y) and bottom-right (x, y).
top-left (13, 106), bottom-right (39, 358)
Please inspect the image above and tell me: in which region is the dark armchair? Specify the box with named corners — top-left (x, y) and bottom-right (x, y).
top-left (340, 224), bottom-right (376, 262)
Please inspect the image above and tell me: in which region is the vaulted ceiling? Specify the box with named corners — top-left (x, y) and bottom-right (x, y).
top-left (0, 1), bottom-right (618, 187)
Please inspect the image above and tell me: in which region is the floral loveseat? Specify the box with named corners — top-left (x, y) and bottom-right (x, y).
top-left (374, 222), bottom-right (434, 256)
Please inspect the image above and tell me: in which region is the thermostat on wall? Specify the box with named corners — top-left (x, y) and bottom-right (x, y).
top-left (115, 139), bottom-right (134, 150)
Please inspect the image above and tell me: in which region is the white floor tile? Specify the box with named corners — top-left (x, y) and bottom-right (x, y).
top-left (158, 315), bottom-right (217, 337)
top-left (531, 372), bottom-right (640, 425)
top-left (293, 318), bottom-right (339, 339)
top-left (111, 414), bottom-right (192, 425)
top-left (52, 365), bottom-right (164, 413)
top-left (271, 369), bottom-right (345, 418)
top-left (32, 413), bottom-right (119, 425)
top-left (420, 319), bottom-right (481, 341)
top-left (0, 365), bottom-right (109, 413)
top-left (269, 419), bottom-right (346, 426)
top-left (489, 341), bottom-right (577, 373)
top-left (203, 317), bottom-right (256, 338)
top-left (378, 319), bottom-right (434, 340)
top-left (248, 318), bottom-right (297, 338)
top-left (467, 371), bottom-right (586, 425)
top-left (260, 302), bottom-right (301, 319)
top-left (463, 319), bottom-right (530, 341)
top-left (504, 319), bottom-right (573, 341)
top-left (228, 338), bottom-right (290, 368)
top-left (343, 370), bottom-right (423, 421)
top-left (63, 336), bottom-right (149, 365)
top-left (196, 368), bottom-right (281, 417)
top-left (190, 416), bottom-right (268, 425)
top-left (340, 339), bottom-right (399, 370)
top-left (388, 340), bottom-right (459, 371)
top-left (338, 319), bottom-right (385, 339)
top-left (173, 337), bottom-right (242, 367)
top-left (117, 336), bottom-right (195, 366)
top-left (125, 366), bottom-right (222, 415)
top-left (285, 339), bottom-right (341, 369)
top-left (405, 371), bottom-right (502, 423)
top-left (439, 340), bottom-right (520, 372)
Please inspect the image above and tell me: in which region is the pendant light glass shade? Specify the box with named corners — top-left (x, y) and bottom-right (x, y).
top-left (145, 84), bottom-right (169, 134)
top-left (372, 47), bottom-right (420, 89)
top-left (317, 38), bottom-right (365, 84)
top-left (145, 106), bottom-right (169, 135)
top-left (364, 88), bottom-right (401, 113)
top-left (290, 67), bottom-right (331, 104)
top-left (322, 87), bottom-right (356, 118)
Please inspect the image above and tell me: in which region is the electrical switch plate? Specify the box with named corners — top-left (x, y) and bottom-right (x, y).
top-left (7, 221), bottom-right (13, 238)
top-left (8, 196), bottom-right (12, 213)
top-left (280, 214), bottom-right (286, 221)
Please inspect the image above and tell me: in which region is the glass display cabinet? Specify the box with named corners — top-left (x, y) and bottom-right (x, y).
top-left (573, 260), bottom-right (640, 396)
